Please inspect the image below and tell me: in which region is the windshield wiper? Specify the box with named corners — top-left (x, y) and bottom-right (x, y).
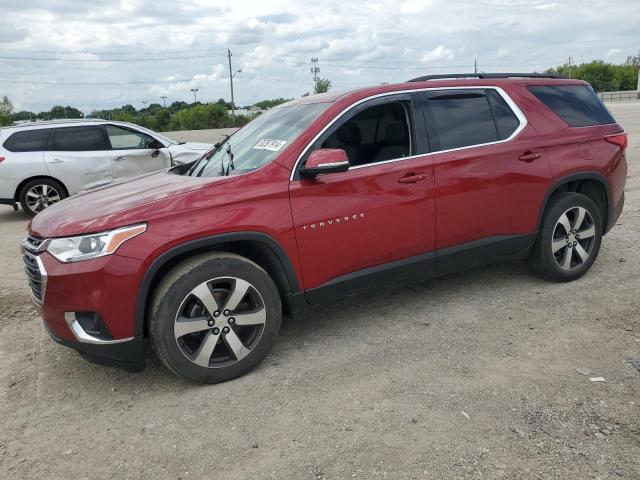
top-left (192, 135), bottom-right (230, 177)
top-left (223, 143), bottom-right (235, 176)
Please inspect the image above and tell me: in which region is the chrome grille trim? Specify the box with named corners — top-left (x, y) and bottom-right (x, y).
top-left (21, 236), bottom-right (48, 305)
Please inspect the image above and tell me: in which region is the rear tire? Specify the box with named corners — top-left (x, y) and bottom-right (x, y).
top-left (528, 192), bottom-right (602, 282)
top-left (150, 253), bottom-right (282, 383)
top-left (18, 178), bottom-right (67, 216)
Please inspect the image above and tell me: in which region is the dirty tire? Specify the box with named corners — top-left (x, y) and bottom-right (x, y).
top-left (529, 192), bottom-right (603, 282)
top-left (19, 178), bottom-right (67, 216)
top-left (150, 253), bottom-right (282, 383)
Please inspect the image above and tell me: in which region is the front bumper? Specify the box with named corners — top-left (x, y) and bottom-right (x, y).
top-left (23, 243), bottom-right (147, 371)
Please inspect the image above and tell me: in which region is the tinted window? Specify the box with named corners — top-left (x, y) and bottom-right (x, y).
top-left (106, 125), bottom-right (153, 149)
top-left (3, 129), bottom-right (52, 152)
top-left (51, 126), bottom-right (107, 151)
top-left (527, 85), bottom-right (615, 127)
top-left (426, 93), bottom-right (498, 151)
top-left (486, 90), bottom-right (520, 140)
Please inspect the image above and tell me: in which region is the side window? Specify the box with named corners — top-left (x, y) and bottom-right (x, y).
top-left (527, 85), bottom-right (615, 127)
top-left (486, 90), bottom-right (520, 140)
top-left (425, 92), bottom-right (498, 151)
top-left (320, 101), bottom-right (412, 166)
top-left (51, 126), bottom-right (107, 151)
top-left (3, 129), bottom-right (52, 152)
top-left (106, 125), bottom-right (154, 149)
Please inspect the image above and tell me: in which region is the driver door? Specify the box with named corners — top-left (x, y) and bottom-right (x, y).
top-left (288, 93), bottom-right (436, 303)
top-left (104, 124), bottom-right (171, 179)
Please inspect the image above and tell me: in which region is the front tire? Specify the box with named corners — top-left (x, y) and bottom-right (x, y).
top-left (19, 178), bottom-right (67, 216)
top-left (529, 192), bottom-right (603, 282)
top-left (150, 253), bottom-right (282, 383)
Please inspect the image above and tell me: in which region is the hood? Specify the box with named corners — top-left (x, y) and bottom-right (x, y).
top-left (30, 170), bottom-right (237, 238)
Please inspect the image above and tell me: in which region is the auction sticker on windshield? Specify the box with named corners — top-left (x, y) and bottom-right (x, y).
top-left (253, 139), bottom-right (287, 151)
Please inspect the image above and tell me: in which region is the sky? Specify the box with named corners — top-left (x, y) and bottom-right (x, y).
top-left (1, 0), bottom-right (639, 114)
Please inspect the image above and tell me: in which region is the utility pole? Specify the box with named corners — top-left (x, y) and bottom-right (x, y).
top-left (228, 48), bottom-right (236, 127)
top-left (567, 56), bottom-right (573, 78)
top-left (190, 88), bottom-right (199, 103)
top-left (160, 96), bottom-right (167, 107)
top-left (474, 57), bottom-right (478, 75)
top-left (310, 57), bottom-right (320, 92)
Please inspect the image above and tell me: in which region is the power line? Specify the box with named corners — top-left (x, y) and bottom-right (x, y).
top-left (0, 53), bottom-right (227, 62)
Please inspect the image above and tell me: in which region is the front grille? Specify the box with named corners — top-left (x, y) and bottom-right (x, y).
top-left (21, 235), bottom-right (48, 304)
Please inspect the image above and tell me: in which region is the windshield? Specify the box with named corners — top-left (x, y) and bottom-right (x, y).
top-left (186, 102), bottom-right (330, 177)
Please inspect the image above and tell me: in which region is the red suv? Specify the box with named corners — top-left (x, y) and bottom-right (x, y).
top-left (22, 74), bottom-right (627, 383)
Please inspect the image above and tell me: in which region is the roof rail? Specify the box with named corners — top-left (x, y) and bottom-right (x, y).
top-left (408, 73), bottom-right (568, 82)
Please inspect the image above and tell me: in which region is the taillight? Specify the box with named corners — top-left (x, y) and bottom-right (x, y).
top-left (0, 156), bottom-right (5, 163)
top-left (605, 133), bottom-right (628, 151)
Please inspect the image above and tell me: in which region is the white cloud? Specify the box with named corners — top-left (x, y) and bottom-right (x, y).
top-left (422, 46), bottom-right (455, 63)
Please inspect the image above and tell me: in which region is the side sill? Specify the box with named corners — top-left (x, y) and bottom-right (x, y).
top-left (302, 233), bottom-right (536, 307)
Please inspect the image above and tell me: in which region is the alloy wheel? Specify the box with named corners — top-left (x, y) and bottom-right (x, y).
top-left (174, 277), bottom-right (267, 368)
top-left (25, 184), bottom-right (62, 212)
top-left (551, 206), bottom-right (596, 271)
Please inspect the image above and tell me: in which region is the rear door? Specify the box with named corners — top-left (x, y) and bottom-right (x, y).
top-left (421, 88), bottom-right (553, 254)
top-left (43, 125), bottom-right (114, 193)
top-left (104, 124), bottom-right (171, 179)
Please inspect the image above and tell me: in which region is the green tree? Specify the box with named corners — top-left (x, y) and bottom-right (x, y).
top-left (0, 95), bottom-right (13, 126)
top-left (547, 59), bottom-right (638, 92)
top-left (314, 78), bottom-right (332, 94)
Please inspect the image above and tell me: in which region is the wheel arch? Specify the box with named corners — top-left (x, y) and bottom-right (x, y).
top-left (537, 172), bottom-right (610, 234)
top-left (135, 232), bottom-right (301, 337)
top-left (14, 175), bottom-right (69, 200)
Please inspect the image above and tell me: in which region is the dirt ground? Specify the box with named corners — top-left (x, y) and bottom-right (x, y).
top-left (1, 102), bottom-right (639, 480)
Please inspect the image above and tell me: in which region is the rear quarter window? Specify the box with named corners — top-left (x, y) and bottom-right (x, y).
top-left (2, 129), bottom-right (52, 152)
top-left (51, 126), bottom-right (108, 151)
top-left (527, 85), bottom-right (615, 127)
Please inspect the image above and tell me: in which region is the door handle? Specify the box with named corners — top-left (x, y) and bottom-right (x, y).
top-left (47, 158), bottom-right (64, 164)
top-left (114, 156), bottom-right (127, 162)
top-left (398, 174), bottom-right (427, 184)
top-left (518, 151), bottom-right (541, 162)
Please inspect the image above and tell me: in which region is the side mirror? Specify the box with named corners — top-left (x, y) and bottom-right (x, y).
top-left (300, 149), bottom-right (349, 178)
top-left (148, 139), bottom-right (164, 150)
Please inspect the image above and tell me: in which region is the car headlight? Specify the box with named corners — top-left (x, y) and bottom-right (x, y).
top-left (47, 224), bottom-right (146, 263)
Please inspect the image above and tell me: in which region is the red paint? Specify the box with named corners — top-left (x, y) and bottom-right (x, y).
top-left (28, 77), bottom-right (627, 344)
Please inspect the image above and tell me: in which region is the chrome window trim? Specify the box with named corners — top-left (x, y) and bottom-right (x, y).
top-left (289, 86), bottom-right (528, 180)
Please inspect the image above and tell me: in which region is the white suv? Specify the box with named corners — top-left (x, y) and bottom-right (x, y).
top-left (0, 120), bottom-right (213, 215)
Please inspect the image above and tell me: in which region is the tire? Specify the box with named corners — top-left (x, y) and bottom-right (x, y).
top-left (529, 192), bottom-right (603, 282)
top-left (19, 178), bottom-right (67, 216)
top-left (150, 252), bottom-right (282, 383)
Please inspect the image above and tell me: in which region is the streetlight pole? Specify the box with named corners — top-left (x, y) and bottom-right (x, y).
top-left (228, 49), bottom-right (236, 127)
top-left (190, 88), bottom-right (199, 103)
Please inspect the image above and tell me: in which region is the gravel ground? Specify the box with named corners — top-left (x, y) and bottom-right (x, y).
top-left (1, 102), bottom-right (639, 480)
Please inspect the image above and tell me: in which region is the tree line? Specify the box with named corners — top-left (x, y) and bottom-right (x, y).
top-left (545, 52), bottom-right (639, 92)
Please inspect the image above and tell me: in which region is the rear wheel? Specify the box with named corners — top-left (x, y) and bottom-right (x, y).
top-left (150, 253), bottom-right (282, 383)
top-left (19, 178), bottom-right (67, 216)
top-left (529, 192), bottom-right (602, 282)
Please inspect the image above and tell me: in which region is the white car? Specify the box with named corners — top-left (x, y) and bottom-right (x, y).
top-left (0, 120), bottom-right (213, 215)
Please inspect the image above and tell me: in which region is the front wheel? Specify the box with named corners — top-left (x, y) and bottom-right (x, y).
top-left (529, 192), bottom-right (603, 282)
top-left (150, 253), bottom-right (282, 383)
